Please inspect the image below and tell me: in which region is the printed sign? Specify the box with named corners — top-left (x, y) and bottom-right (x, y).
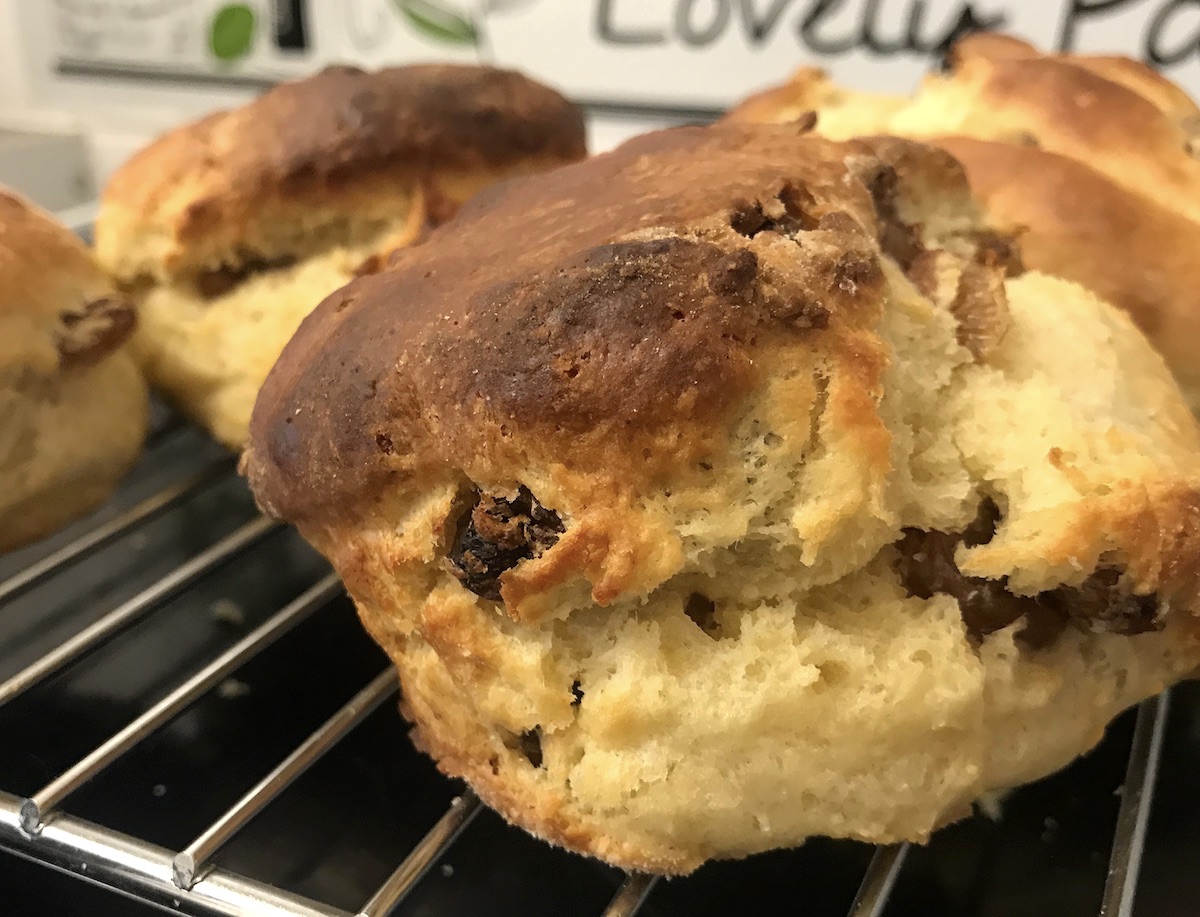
top-left (32, 0), bottom-right (1200, 113)
top-left (44, 1), bottom-right (312, 81)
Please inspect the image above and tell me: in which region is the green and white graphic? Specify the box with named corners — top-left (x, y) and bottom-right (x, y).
top-left (209, 3), bottom-right (257, 61)
top-left (390, 0), bottom-right (536, 53)
top-left (392, 0), bottom-right (477, 45)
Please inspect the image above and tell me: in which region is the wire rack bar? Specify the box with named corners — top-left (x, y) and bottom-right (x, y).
top-left (1099, 691), bottom-right (1171, 917)
top-left (0, 455), bottom-right (237, 606)
top-left (601, 873), bottom-right (659, 917)
top-left (356, 791), bottom-right (483, 917)
top-left (0, 514), bottom-right (279, 709)
top-left (145, 412), bottom-right (188, 446)
top-left (19, 574), bottom-right (343, 835)
top-left (174, 668), bottom-right (400, 890)
top-left (846, 843), bottom-right (909, 917)
top-left (0, 791), bottom-right (350, 917)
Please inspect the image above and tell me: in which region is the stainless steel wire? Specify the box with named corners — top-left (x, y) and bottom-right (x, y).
top-left (0, 791), bottom-right (350, 917)
top-left (1100, 691), bottom-right (1172, 917)
top-left (173, 669), bottom-right (399, 889)
top-left (601, 873), bottom-right (659, 917)
top-left (0, 514), bottom-right (279, 708)
top-left (847, 843), bottom-right (909, 917)
top-left (0, 454), bottom-right (236, 606)
top-left (19, 574), bottom-right (342, 835)
top-left (355, 792), bottom-right (483, 917)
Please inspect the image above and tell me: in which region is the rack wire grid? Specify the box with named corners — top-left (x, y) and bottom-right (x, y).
top-left (1, 229), bottom-right (1199, 917)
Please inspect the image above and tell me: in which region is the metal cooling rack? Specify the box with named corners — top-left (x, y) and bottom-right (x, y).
top-left (0, 406), bottom-right (1186, 917)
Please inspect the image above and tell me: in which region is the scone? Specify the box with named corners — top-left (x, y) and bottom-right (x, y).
top-left (725, 64), bottom-right (903, 138)
top-left (95, 63), bottom-right (587, 449)
top-left (243, 122), bottom-right (1200, 874)
top-left (1, 190), bottom-right (148, 552)
top-left (725, 34), bottom-right (1200, 405)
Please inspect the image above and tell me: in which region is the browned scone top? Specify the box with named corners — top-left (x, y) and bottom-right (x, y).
top-left (243, 120), bottom-right (1200, 578)
top-left (944, 31), bottom-right (1200, 121)
top-left (95, 63), bottom-right (587, 283)
top-left (722, 66), bottom-right (902, 137)
top-left (892, 33), bottom-right (1200, 226)
top-left (0, 190), bottom-right (136, 378)
top-left (726, 32), bottom-right (1200, 148)
top-left (900, 34), bottom-right (1200, 405)
top-left (245, 122), bottom-right (910, 529)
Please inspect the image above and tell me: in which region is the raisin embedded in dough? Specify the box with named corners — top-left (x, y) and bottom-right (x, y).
top-left (448, 487), bottom-right (564, 600)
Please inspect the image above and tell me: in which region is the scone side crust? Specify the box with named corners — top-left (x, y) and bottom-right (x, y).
top-left (97, 64), bottom-right (586, 279)
top-left (401, 689), bottom-right (704, 875)
top-left (0, 189), bottom-right (139, 376)
top-left (0, 351), bottom-right (149, 551)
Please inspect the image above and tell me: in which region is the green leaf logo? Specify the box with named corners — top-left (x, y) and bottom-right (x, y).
top-left (209, 4), bottom-right (256, 62)
top-left (482, 0), bottom-right (538, 12)
top-left (393, 0), bottom-right (479, 45)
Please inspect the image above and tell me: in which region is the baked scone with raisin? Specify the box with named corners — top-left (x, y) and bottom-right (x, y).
top-left (95, 63), bottom-right (586, 449)
top-left (725, 33), bottom-right (1200, 406)
top-left (1, 190), bottom-right (147, 552)
top-left (242, 122), bottom-right (1200, 874)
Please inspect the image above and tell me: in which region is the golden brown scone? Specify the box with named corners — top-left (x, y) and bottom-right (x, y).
top-left (242, 122), bottom-right (1200, 874)
top-left (942, 31), bottom-right (1200, 125)
top-left (722, 66), bottom-right (902, 138)
top-left (890, 34), bottom-right (1200, 224)
top-left (0, 190), bottom-right (148, 552)
top-left (96, 63), bottom-right (586, 449)
top-left (726, 34), bottom-right (1200, 408)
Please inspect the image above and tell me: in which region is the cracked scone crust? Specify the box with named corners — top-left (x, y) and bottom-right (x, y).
top-left (95, 63), bottom-right (587, 449)
top-left (96, 63), bottom-right (587, 284)
top-left (0, 190), bottom-right (147, 551)
top-left (725, 33), bottom-right (1200, 405)
top-left (243, 123), bottom-right (1200, 874)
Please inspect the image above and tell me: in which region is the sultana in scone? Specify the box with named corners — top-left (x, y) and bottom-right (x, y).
top-left (1, 190), bottom-right (147, 551)
top-left (95, 63), bottom-right (586, 449)
top-left (242, 122), bottom-right (1200, 874)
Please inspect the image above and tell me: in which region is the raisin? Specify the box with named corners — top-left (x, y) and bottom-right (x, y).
top-left (56, 295), bottom-right (137, 369)
top-left (684, 593), bottom-right (718, 636)
top-left (728, 182), bottom-right (820, 239)
top-left (518, 729), bottom-right (543, 768)
top-left (893, 497), bottom-right (1158, 647)
top-left (448, 486), bottom-right (564, 601)
top-left (194, 254), bottom-right (298, 299)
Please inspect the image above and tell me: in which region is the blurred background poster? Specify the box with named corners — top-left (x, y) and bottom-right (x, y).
top-left (25, 0), bottom-right (1200, 104)
top-left (1, 1), bottom-right (1199, 201)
